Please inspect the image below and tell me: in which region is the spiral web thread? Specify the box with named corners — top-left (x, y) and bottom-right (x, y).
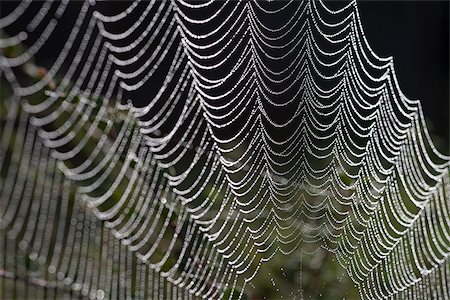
top-left (0, 1), bottom-right (449, 299)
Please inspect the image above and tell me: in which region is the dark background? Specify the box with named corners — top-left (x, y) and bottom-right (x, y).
top-left (357, 1), bottom-right (449, 152)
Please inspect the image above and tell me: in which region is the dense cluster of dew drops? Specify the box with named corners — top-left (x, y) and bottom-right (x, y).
top-left (0, 1), bottom-right (449, 299)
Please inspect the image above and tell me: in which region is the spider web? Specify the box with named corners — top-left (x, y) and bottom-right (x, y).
top-left (0, 1), bottom-right (449, 299)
